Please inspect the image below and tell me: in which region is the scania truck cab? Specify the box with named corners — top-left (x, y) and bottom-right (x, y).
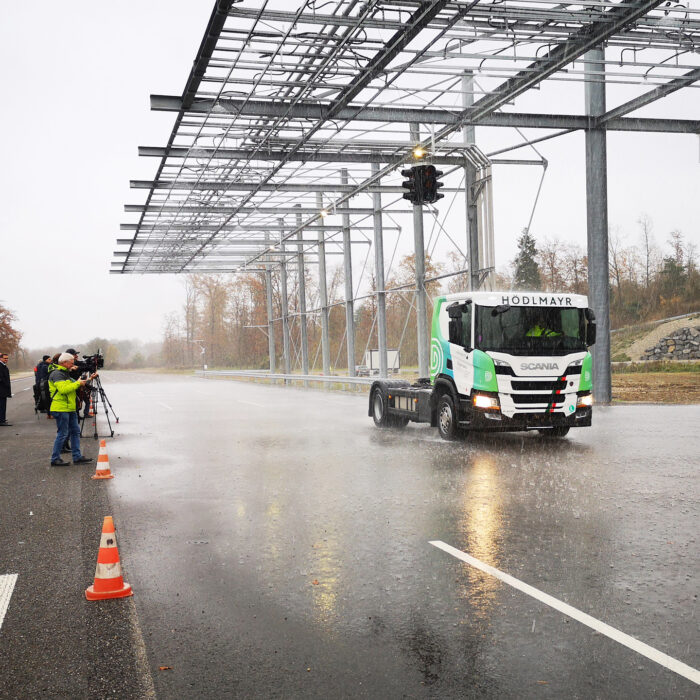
top-left (369, 291), bottom-right (596, 440)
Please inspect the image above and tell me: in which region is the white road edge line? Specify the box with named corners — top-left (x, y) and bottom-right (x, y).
top-left (0, 574), bottom-right (18, 631)
top-left (429, 541), bottom-right (700, 686)
top-left (238, 400), bottom-right (265, 408)
top-left (158, 402), bottom-right (173, 411)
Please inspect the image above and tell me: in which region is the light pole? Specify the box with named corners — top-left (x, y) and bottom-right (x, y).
top-left (192, 339), bottom-right (206, 375)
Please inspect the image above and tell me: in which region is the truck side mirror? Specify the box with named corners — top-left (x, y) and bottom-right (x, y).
top-left (585, 308), bottom-right (596, 345)
top-left (447, 303), bottom-right (462, 319)
top-left (586, 322), bottom-right (597, 346)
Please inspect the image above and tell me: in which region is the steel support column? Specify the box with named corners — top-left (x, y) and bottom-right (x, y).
top-left (585, 47), bottom-right (612, 405)
top-left (341, 169), bottom-right (356, 376)
top-left (463, 71), bottom-right (479, 291)
top-left (371, 162), bottom-right (388, 378)
top-left (264, 235), bottom-right (276, 374)
top-left (316, 193), bottom-right (331, 377)
top-left (295, 205), bottom-right (309, 385)
top-left (410, 124), bottom-right (429, 378)
top-left (279, 219), bottom-right (291, 382)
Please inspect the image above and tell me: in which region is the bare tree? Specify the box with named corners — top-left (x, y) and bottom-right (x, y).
top-left (537, 238), bottom-right (565, 291)
top-left (637, 214), bottom-right (656, 289)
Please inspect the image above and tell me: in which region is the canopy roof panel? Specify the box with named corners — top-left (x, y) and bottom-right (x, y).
top-left (114, 0), bottom-right (700, 274)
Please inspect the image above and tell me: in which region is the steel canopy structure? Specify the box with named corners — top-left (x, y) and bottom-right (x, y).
top-left (114, 0), bottom-right (700, 401)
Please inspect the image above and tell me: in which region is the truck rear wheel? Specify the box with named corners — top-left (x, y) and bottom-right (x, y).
top-left (372, 387), bottom-right (390, 428)
top-left (437, 394), bottom-right (459, 440)
top-left (538, 426), bottom-right (570, 438)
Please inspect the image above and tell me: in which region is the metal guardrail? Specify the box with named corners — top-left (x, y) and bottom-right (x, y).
top-left (196, 369), bottom-right (376, 386)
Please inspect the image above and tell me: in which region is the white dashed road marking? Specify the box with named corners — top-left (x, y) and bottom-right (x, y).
top-left (430, 541), bottom-right (700, 686)
top-left (0, 574), bottom-right (18, 631)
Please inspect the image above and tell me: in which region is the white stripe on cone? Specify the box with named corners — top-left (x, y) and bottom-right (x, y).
top-left (95, 562), bottom-right (123, 580)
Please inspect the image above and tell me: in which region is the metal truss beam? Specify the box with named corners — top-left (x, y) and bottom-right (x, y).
top-left (124, 204), bottom-right (380, 215)
top-left (138, 145), bottom-right (469, 165)
top-left (177, 0), bottom-right (452, 271)
top-left (448, 0), bottom-right (668, 133)
top-left (120, 0), bottom-right (234, 274)
top-left (598, 67), bottom-right (700, 123)
top-left (151, 95), bottom-right (699, 133)
top-left (130, 180), bottom-right (465, 193)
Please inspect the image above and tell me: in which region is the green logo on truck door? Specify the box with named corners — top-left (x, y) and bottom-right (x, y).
top-left (430, 297), bottom-right (452, 383)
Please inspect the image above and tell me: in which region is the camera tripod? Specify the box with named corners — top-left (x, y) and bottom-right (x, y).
top-left (80, 375), bottom-right (119, 439)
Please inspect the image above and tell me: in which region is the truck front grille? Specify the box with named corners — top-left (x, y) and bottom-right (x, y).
top-left (511, 394), bottom-right (565, 405)
top-left (511, 379), bottom-right (566, 391)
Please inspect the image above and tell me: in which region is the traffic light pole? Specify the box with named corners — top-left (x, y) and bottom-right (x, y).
top-left (463, 70), bottom-right (480, 292)
top-left (341, 168), bottom-right (356, 377)
top-left (371, 162), bottom-right (388, 378)
top-left (410, 124), bottom-right (429, 379)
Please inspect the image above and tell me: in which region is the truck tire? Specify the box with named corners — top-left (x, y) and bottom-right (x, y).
top-left (538, 426), bottom-right (570, 438)
top-left (371, 387), bottom-right (391, 428)
top-left (437, 394), bottom-right (459, 440)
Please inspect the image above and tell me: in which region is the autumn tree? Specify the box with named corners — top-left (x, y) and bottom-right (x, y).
top-left (0, 304), bottom-right (22, 356)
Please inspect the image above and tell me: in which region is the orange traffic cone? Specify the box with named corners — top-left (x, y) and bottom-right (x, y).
top-left (85, 516), bottom-right (133, 600)
top-left (89, 398), bottom-right (95, 417)
top-left (91, 439), bottom-right (114, 480)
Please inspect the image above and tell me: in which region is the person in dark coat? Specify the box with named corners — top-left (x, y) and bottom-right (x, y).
top-left (35, 355), bottom-right (52, 417)
top-left (36, 355), bottom-right (51, 385)
top-left (0, 352), bottom-right (12, 426)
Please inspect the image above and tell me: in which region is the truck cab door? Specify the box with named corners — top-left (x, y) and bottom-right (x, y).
top-left (447, 302), bottom-right (474, 396)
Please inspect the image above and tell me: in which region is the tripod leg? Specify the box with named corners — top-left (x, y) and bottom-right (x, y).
top-left (99, 387), bottom-right (114, 437)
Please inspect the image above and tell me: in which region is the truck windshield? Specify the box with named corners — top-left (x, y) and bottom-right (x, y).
top-left (475, 305), bottom-right (587, 356)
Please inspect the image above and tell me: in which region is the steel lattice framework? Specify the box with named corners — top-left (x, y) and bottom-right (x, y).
top-left (115, 0), bottom-right (699, 275)
top-left (114, 0), bottom-right (699, 401)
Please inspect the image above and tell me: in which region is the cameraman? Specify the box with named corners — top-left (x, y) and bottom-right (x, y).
top-left (65, 348), bottom-right (83, 379)
top-left (49, 353), bottom-right (97, 467)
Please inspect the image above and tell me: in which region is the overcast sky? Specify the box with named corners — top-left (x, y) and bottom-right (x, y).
top-left (1, 2), bottom-right (698, 349)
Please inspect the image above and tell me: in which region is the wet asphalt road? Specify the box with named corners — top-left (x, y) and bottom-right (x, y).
top-left (1, 371), bottom-right (698, 698)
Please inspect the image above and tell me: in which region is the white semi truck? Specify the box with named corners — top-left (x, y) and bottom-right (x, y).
top-left (369, 291), bottom-right (596, 439)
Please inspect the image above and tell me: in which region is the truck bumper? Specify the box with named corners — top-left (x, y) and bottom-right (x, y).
top-left (460, 401), bottom-right (592, 431)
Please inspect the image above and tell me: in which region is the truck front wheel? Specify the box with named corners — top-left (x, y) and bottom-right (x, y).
top-left (437, 394), bottom-right (459, 440)
top-left (372, 387), bottom-right (390, 428)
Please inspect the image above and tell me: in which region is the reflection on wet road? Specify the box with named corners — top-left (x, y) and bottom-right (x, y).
top-left (103, 373), bottom-right (699, 698)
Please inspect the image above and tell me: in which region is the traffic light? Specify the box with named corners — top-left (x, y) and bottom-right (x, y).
top-left (422, 165), bottom-right (444, 203)
top-left (401, 165), bottom-right (443, 205)
top-left (401, 167), bottom-right (423, 204)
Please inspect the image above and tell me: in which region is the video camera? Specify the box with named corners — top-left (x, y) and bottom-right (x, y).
top-left (76, 350), bottom-right (104, 374)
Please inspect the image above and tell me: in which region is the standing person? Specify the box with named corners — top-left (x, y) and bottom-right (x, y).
top-left (48, 353), bottom-right (96, 467)
top-left (36, 355), bottom-right (51, 385)
top-left (35, 355), bottom-right (52, 417)
top-left (0, 352), bottom-right (11, 426)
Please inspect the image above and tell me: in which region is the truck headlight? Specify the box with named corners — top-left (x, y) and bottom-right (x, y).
top-left (576, 392), bottom-right (593, 408)
top-left (473, 393), bottom-right (500, 410)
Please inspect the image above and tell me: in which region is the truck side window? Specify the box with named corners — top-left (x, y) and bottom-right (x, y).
top-left (461, 305), bottom-right (472, 349)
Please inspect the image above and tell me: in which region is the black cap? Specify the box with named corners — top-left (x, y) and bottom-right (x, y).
top-left (42, 355), bottom-right (50, 361)
top-left (65, 348), bottom-right (80, 355)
